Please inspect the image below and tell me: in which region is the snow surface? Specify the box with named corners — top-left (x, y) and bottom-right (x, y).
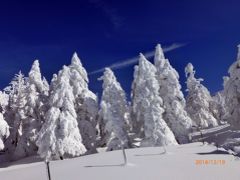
top-left (1, 142), bottom-right (239, 180)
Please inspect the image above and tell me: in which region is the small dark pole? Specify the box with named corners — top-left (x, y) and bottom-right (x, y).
top-left (163, 139), bottom-right (167, 154)
top-left (188, 133), bottom-right (192, 143)
top-left (45, 160), bottom-right (52, 180)
top-left (121, 141), bottom-right (127, 166)
top-left (200, 130), bottom-right (204, 144)
top-left (215, 134), bottom-right (219, 150)
top-left (216, 142), bottom-right (219, 150)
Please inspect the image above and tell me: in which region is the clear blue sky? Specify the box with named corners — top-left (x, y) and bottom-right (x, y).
top-left (0, 0), bottom-right (239, 97)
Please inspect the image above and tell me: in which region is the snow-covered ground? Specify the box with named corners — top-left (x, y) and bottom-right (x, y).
top-left (0, 142), bottom-right (239, 180)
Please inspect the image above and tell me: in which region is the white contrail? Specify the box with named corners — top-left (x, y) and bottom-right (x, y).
top-left (89, 43), bottom-right (187, 75)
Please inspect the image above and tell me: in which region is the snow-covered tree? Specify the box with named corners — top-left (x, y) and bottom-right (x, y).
top-left (131, 54), bottom-right (177, 147)
top-left (14, 60), bottom-right (49, 159)
top-left (37, 66), bottom-right (86, 160)
top-left (42, 77), bottom-right (50, 96)
top-left (68, 53), bottom-right (98, 153)
top-left (211, 91), bottom-right (227, 123)
top-left (0, 113), bottom-right (9, 150)
top-left (223, 45), bottom-right (240, 129)
top-left (99, 68), bottom-right (130, 151)
top-left (185, 63), bottom-right (218, 128)
top-left (4, 72), bottom-right (27, 158)
top-left (154, 44), bottom-right (192, 144)
top-left (0, 91), bottom-right (9, 113)
top-left (0, 90), bottom-right (9, 150)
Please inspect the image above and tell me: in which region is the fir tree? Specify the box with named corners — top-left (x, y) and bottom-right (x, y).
top-left (223, 45), bottom-right (240, 128)
top-left (68, 53), bottom-right (98, 153)
top-left (185, 63), bottom-right (218, 128)
top-left (4, 72), bottom-right (27, 159)
top-left (131, 54), bottom-right (177, 147)
top-left (0, 113), bottom-right (9, 150)
top-left (14, 60), bottom-right (49, 159)
top-left (154, 44), bottom-right (192, 143)
top-left (99, 68), bottom-right (130, 151)
top-left (37, 66), bottom-right (86, 160)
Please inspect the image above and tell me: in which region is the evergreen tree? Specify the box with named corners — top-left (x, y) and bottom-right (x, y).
top-left (185, 63), bottom-right (218, 128)
top-left (0, 90), bottom-right (9, 150)
top-left (4, 72), bottom-right (27, 159)
top-left (154, 44), bottom-right (192, 143)
top-left (99, 68), bottom-right (130, 151)
top-left (223, 45), bottom-right (240, 128)
top-left (37, 66), bottom-right (86, 160)
top-left (0, 113), bottom-right (9, 150)
top-left (0, 91), bottom-right (9, 113)
top-left (131, 54), bottom-right (177, 147)
top-left (211, 91), bottom-right (227, 123)
top-left (14, 60), bottom-right (49, 159)
top-left (68, 53), bottom-right (98, 153)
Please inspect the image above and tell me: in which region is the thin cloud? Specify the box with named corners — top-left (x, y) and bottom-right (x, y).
top-left (89, 43), bottom-right (187, 75)
top-left (89, 0), bottom-right (123, 29)
top-left (163, 43), bottom-right (188, 52)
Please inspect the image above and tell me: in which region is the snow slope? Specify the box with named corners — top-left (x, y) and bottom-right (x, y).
top-left (0, 142), bottom-right (240, 180)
